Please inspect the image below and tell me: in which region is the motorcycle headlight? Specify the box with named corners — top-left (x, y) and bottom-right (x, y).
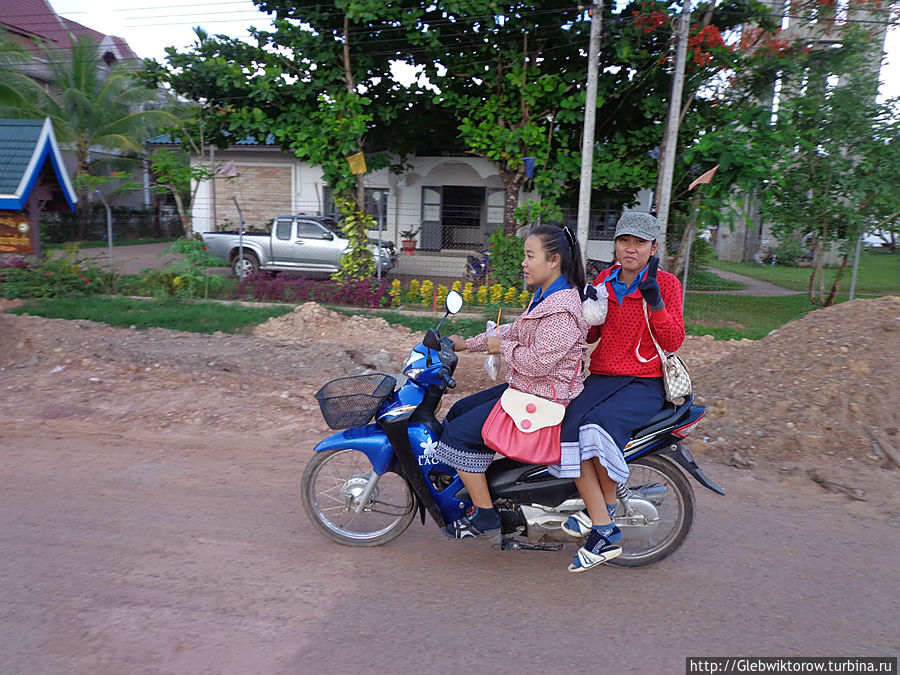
top-left (402, 347), bottom-right (424, 377)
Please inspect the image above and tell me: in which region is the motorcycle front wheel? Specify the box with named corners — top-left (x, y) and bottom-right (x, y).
top-left (608, 455), bottom-right (695, 567)
top-left (301, 448), bottom-right (416, 547)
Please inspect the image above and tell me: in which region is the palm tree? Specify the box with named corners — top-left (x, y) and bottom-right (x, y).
top-left (0, 31), bottom-right (174, 237)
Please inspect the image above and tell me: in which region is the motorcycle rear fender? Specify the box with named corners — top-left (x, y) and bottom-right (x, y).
top-left (661, 443), bottom-right (726, 495)
top-left (312, 425), bottom-right (394, 475)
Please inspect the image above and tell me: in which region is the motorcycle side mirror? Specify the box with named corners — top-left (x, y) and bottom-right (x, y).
top-left (423, 329), bottom-right (441, 351)
top-left (445, 291), bottom-right (463, 315)
top-left (435, 291), bottom-right (463, 335)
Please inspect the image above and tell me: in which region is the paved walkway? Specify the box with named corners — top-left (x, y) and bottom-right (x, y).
top-left (699, 267), bottom-right (802, 297)
top-left (57, 242), bottom-right (183, 275)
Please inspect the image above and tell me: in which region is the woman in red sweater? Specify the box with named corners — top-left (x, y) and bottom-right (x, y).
top-left (558, 212), bottom-right (685, 571)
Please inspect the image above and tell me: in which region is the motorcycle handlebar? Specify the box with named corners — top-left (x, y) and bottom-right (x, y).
top-left (439, 366), bottom-right (456, 389)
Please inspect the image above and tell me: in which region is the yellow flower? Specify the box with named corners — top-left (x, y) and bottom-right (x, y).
top-left (519, 289), bottom-right (532, 307)
top-left (489, 283), bottom-right (504, 304)
top-left (420, 279), bottom-right (434, 307)
top-left (451, 280), bottom-right (462, 293)
top-left (407, 279), bottom-right (420, 304)
top-left (476, 285), bottom-right (488, 305)
top-left (389, 279), bottom-right (402, 306)
top-left (504, 286), bottom-right (519, 305)
top-left (462, 282), bottom-right (475, 305)
top-left (436, 284), bottom-right (449, 309)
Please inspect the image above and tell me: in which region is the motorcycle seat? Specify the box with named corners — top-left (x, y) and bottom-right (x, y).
top-left (631, 395), bottom-right (694, 439)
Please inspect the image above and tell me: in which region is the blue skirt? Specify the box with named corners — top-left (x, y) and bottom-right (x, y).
top-left (434, 384), bottom-right (508, 473)
top-left (551, 375), bottom-right (666, 480)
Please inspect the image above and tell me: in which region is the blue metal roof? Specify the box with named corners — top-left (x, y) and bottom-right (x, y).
top-left (0, 118), bottom-right (77, 211)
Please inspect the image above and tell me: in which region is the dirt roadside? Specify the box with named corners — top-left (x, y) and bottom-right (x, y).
top-left (1, 296), bottom-right (897, 508)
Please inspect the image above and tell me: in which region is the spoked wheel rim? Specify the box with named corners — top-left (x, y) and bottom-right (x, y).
top-left (611, 456), bottom-right (694, 566)
top-left (304, 449), bottom-right (415, 543)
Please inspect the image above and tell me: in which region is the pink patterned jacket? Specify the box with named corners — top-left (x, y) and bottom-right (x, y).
top-left (466, 287), bottom-right (589, 402)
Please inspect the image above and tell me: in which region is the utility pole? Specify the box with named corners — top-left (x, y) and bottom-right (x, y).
top-left (653, 0), bottom-right (692, 261)
top-left (210, 144), bottom-right (217, 231)
top-left (575, 1), bottom-right (603, 256)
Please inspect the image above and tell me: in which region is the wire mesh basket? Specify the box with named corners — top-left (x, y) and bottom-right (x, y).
top-left (314, 373), bottom-right (397, 430)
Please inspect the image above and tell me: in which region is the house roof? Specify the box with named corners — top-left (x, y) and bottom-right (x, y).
top-left (0, 118), bottom-right (77, 211)
top-left (0, 0), bottom-right (139, 62)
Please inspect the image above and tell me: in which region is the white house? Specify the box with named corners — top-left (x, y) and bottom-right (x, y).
top-left (183, 137), bottom-right (654, 266)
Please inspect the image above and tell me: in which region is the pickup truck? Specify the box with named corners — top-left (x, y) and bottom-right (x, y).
top-left (201, 215), bottom-right (397, 278)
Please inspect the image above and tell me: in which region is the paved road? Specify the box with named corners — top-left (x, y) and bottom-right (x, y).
top-left (702, 267), bottom-right (801, 297)
top-left (1, 422), bottom-right (896, 674)
top-left (65, 242), bottom-right (187, 275)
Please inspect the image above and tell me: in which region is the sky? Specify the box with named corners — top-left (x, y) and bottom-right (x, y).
top-left (51, 0), bottom-right (900, 99)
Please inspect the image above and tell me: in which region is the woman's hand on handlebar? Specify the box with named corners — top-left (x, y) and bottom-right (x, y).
top-left (448, 335), bottom-right (468, 352)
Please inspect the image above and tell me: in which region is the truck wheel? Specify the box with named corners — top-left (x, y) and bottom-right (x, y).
top-left (231, 252), bottom-right (259, 279)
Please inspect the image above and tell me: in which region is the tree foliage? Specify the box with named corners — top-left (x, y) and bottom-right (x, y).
top-left (684, 19), bottom-right (900, 305)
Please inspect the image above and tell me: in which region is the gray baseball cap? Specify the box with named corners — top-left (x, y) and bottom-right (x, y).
top-left (614, 212), bottom-right (661, 241)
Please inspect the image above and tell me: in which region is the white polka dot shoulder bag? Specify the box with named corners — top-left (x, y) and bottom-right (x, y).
top-left (643, 301), bottom-right (692, 403)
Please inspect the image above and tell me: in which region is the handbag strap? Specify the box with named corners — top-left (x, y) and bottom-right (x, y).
top-left (524, 377), bottom-right (558, 401)
top-left (522, 360), bottom-right (582, 402)
top-left (642, 300), bottom-right (670, 362)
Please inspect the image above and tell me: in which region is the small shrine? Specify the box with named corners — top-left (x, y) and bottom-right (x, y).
top-left (0, 118), bottom-right (77, 257)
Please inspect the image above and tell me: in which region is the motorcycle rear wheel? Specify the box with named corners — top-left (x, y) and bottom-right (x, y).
top-left (301, 448), bottom-right (416, 547)
top-left (608, 455), bottom-right (695, 567)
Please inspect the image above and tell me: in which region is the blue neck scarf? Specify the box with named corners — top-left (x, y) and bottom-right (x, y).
top-left (527, 275), bottom-right (571, 314)
top-left (607, 262), bottom-right (650, 304)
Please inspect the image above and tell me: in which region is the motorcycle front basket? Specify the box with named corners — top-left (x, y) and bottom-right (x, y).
top-left (314, 373), bottom-right (397, 429)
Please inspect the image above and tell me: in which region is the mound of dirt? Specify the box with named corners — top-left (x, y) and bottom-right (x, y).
top-left (253, 302), bottom-right (412, 344)
top-left (691, 296), bottom-right (900, 484)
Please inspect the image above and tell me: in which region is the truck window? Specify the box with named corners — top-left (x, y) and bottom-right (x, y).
top-left (275, 219), bottom-right (293, 240)
top-left (296, 220), bottom-right (327, 239)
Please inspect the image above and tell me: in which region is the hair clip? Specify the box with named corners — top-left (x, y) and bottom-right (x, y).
top-left (562, 226), bottom-right (576, 251)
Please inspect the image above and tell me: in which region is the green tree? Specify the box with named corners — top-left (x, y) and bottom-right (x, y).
top-left (684, 25), bottom-right (900, 305)
top-left (142, 13), bottom-right (408, 277)
top-left (147, 146), bottom-right (214, 239)
top-left (0, 32), bottom-right (174, 238)
top-left (140, 0), bottom-right (773, 249)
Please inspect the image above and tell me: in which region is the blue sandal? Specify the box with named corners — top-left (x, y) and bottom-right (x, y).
top-left (568, 525), bottom-right (622, 572)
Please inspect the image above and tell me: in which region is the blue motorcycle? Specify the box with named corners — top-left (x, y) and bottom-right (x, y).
top-left (302, 291), bottom-right (724, 566)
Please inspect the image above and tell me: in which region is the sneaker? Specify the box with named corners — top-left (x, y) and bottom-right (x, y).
top-left (442, 507), bottom-right (501, 540)
top-left (561, 509), bottom-right (592, 538)
top-left (561, 502), bottom-right (616, 538)
top-left (568, 525), bottom-right (623, 572)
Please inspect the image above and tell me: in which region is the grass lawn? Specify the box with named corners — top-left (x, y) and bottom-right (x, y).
top-left (8, 296), bottom-right (293, 334)
top-left (685, 268), bottom-right (744, 291)
top-left (332, 306), bottom-right (492, 338)
top-left (683, 293), bottom-right (818, 340)
top-left (707, 251), bottom-right (899, 295)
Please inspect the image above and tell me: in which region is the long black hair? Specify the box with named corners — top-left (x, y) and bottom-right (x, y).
top-left (529, 225), bottom-right (586, 290)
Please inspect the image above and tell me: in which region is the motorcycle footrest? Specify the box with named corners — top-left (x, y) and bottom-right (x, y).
top-left (492, 537), bottom-right (564, 552)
